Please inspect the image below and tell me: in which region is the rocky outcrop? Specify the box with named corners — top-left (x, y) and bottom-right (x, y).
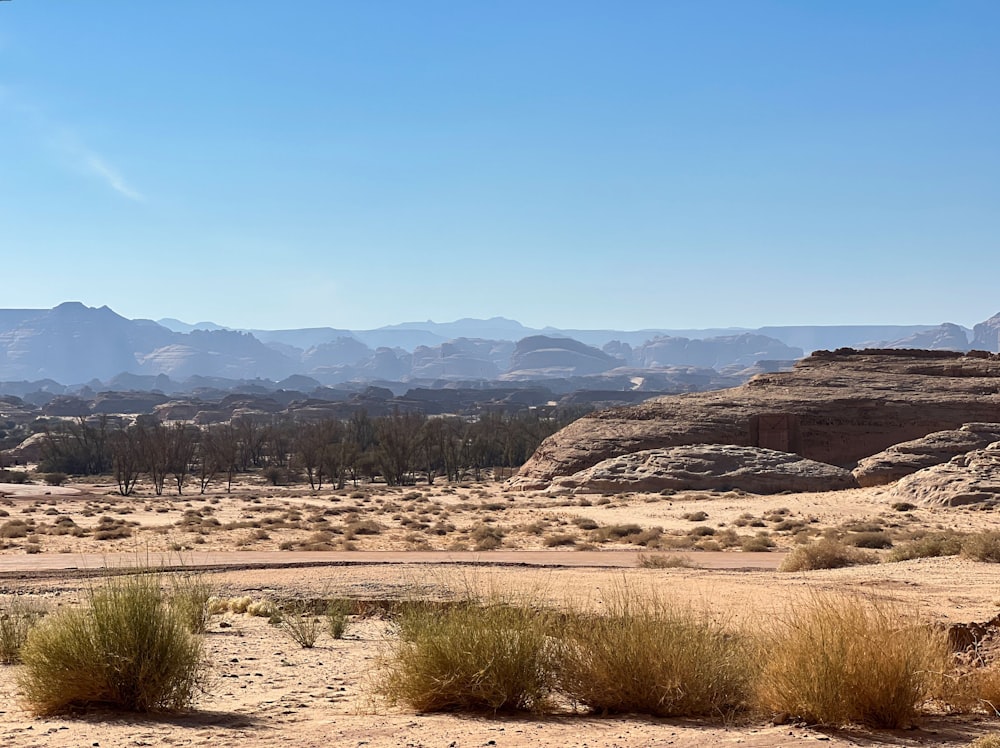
top-left (510, 350), bottom-right (1000, 490)
top-left (552, 445), bottom-right (857, 494)
top-left (887, 444), bottom-right (1000, 506)
top-left (853, 423), bottom-right (1000, 486)
top-left (632, 333), bottom-right (802, 370)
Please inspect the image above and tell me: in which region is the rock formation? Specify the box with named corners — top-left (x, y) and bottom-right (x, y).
top-left (887, 444), bottom-right (1000, 506)
top-left (972, 313), bottom-right (1000, 353)
top-left (852, 423), bottom-right (1000, 486)
top-left (552, 445), bottom-right (857, 494)
top-left (510, 350), bottom-right (1000, 490)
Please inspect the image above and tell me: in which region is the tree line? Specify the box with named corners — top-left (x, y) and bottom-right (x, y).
top-left (37, 409), bottom-right (582, 496)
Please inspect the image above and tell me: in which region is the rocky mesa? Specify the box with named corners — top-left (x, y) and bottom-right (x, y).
top-left (509, 349), bottom-right (1000, 490)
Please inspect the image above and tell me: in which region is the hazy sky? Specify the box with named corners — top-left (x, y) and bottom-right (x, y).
top-left (1, 1), bottom-right (997, 331)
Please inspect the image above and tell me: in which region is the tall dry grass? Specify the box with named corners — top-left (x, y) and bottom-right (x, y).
top-left (18, 572), bottom-right (206, 715)
top-left (558, 589), bottom-right (755, 717)
top-left (377, 597), bottom-right (559, 713)
top-left (754, 593), bottom-right (950, 728)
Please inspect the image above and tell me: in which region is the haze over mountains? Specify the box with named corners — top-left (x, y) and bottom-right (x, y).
top-left (0, 303), bottom-right (997, 398)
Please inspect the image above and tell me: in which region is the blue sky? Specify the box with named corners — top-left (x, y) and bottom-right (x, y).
top-left (1, 1), bottom-right (997, 331)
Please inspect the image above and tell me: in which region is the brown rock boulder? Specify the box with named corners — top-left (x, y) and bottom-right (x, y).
top-left (853, 423), bottom-right (1000, 487)
top-left (887, 444), bottom-right (1000, 507)
top-left (510, 350), bottom-right (1000, 490)
top-left (552, 444), bottom-right (857, 494)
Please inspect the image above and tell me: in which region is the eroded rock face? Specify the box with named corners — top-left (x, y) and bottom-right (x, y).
top-left (887, 444), bottom-right (1000, 506)
top-left (852, 423), bottom-right (1000, 487)
top-left (510, 350), bottom-right (1000, 490)
top-left (552, 445), bottom-right (857, 494)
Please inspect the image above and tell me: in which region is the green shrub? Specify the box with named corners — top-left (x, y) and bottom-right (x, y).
top-left (558, 591), bottom-right (754, 717)
top-left (755, 594), bottom-right (950, 727)
top-left (18, 573), bottom-right (206, 714)
top-left (378, 599), bottom-right (558, 713)
top-left (779, 539), bottom-right (877, 571)
top-left (0, 597), bottom-right (46, 664)
top-left (0, 470), bottom-right (29, 484)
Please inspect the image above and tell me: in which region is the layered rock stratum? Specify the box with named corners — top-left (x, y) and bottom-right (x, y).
top-left (510, 350), bottom-right (1000, 490)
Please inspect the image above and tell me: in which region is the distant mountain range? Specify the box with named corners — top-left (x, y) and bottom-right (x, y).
top-left (0, 302), bottom-right (996, 396)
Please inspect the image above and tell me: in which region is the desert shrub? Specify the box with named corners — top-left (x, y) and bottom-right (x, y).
top-left (0, 597), bottom-right (46, 664)
top-left (0, 520), bottom-right (28, 539)
top-left (948, 664), bottom-right (1000, 714)
top-left (170, 574), bottom-right (212, 634)
top-left (886, 532), bottom-right (964, 562)
top-left (687, 525), bottom-right (716, 537)
top-left (754, 594), bottom-right (950, 728)
top-left (891, 502), bottom-right (917, 512)
top-left (961, 532), bottom-right (1000, 563)
top-left (740, 532), bottom-right (775, 552)
top-left (681, 511), bottom-right (708, 522)
top-left (779, 539), bottom-right (877, 571)
top-left (0, 470), bottom-right (29, 484)
top-left (42, 473), bottom-right (68, 487)
top-left (278, 602), bottom-right (322, 648)
top-left (637, 553), bottom-right (700, 569)
top-left (18, 573), bottom-right (206, 714)
top-left (326, 599), bottom-right (351, 639)
top-left (847, 531), bottom-right (894, 549)
top-left (471, 524), bottom-right (504, 551)
top-left (592, 523), bottom-right (643, 542)
top-left (378, 599), bottom-right (558, 713)
top-left (558, 591), bottom-right (754, 717)
top-left (228, 596), bottom-right (253, 614)
top-left (543, 533), bottom-right (577, 547)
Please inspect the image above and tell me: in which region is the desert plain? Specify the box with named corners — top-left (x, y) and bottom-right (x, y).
top-left (0, 475), bottom-right (997, 747)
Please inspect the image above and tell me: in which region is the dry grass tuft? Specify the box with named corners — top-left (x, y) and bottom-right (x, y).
top-left (377, 597), bottom-right (558, 713)
top-left (0, 597), bottom-right (46, 664)
top-left (754, 594), bottom-right (950, 728)
top-left (18, 573), bottom-right (206, 714)
top-left (558, 589), bottom-right (754, 717)
top-left (636, 553), bottom-right (701, 569)
top-left (779, 538), bottom-right (877, 571)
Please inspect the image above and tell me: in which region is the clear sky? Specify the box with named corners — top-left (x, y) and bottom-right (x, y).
top-left (1, 1), bottom-right (997, 331)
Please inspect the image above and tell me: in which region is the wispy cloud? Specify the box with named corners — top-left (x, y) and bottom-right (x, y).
top-left (0, 86), bottom-right (145, 202)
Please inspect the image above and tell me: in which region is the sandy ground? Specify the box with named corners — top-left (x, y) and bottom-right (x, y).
top-left (0, 478), bottom-right (998, 746)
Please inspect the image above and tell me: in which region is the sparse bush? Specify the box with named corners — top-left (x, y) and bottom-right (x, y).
top-left (891, 502), bottom-right (917, 512)
top-left (0, 520), bottom-right (28, 539)
top-left (18, 573), bottom-right (206, 714)
top-left (637, 553), bottom-right (700, 569)
top-left (543, 533), bottom-right (577, 547)
top-left (681, 511), bottom-right (708, 522)
top-left (755, 594), bottom-right (950, 728)
top-left (0, 470), bottom-right (29, 485)
top-left (779, 539), bottom-right (877, 571)
top-left (558, 590), bottom-right (754, 717)
top-left (968, 735), bottom-right (1000, 748)
top-left (962, 532), bottom-right (1000, 563)
top-left (740, 532), bottom-right (775, 552)
top-left (42, 473), bottom-right (68, 487)
top-left (887, 532), bottom-right (964, 562)
top-left (378, 599), bottom-right (558, 713)
top-left (326, 599), bottom-right (351, 639)
top-left (0, 597), bottom-right (46, 664)
top-left (847, 531), bottom-right (893, 549)
top-left (279, 602), bottom-right (322, 648)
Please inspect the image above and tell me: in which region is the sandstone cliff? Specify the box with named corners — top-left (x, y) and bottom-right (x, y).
top-left (509, 350), bottom-right (1000, 490)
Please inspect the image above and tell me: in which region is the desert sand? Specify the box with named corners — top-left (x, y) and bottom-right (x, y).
top-left (0, 478), bottom-right (998, 746)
